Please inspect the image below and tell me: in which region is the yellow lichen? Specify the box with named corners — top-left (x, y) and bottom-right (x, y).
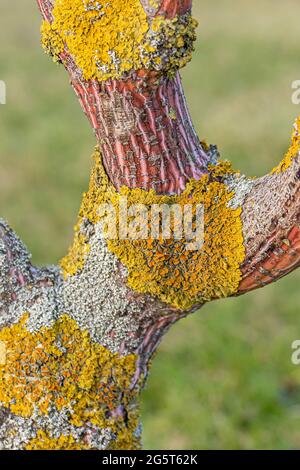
top-left (26, 431), bottom-right (89, 450)
top-left (208, 160), bottom-right (238, 178)
top-left (108, 423), bottom-right (141, 450)
top-left (40, 20), bottom-right (65, 63)
top-left (149, 0), bottom-right (160, 8)
top-left (0, 314), bottom-right (140, 449)
top-left (41, 0), bottom-right (198, 80)
top-left (60, 229), bottom-right (90, 278)
top-left (271, 117), bottom-right (300, 174)
top-left (145, 14), bottom-right (198, 74)
top-left (26, 427), bottom-right (141, 450)
top-left (62, 149), bottom-right (245, 310)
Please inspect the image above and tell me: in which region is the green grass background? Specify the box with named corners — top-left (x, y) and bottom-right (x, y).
top-left (1, 0), bottom-right (300, 449)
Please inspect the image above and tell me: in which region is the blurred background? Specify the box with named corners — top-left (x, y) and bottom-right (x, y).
top-left (1, 0), bottom-right (300, 449)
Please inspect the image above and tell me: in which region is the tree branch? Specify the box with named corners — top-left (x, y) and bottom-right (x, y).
top-left (0, 0), bottom-right (299, 450)
top-left (37, 0), bottom-right (300, 299)
top-left (238, 150), bottom-right (300, 293)
top-left (38, 0), bottom-right (210, 194)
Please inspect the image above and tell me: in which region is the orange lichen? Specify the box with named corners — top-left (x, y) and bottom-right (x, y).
top-left (26, 428), bottom-right (141, 450)
top-left (41, 0), bottom-right (198, 80)
top-left (26, 431), bottom-right (89, 450)
top-left (60, 230), bottom-right (90, 278)
top-left (0, 314), bottom-right (141, 449)
top-left (61, 149), bottom-right (245, 310)
top-left (208, 160), bottom-right (238, 178)
top-left (271, 117), bottom-right (300, 174)
top-left (40, 20), bottom-right (64, 63)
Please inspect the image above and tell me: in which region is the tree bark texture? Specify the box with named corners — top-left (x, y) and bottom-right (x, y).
top-left (0, 0), bottom-right (300, 449)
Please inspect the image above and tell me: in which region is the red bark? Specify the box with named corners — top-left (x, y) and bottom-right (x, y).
top-left (70, 71), bottom-right (209, 194)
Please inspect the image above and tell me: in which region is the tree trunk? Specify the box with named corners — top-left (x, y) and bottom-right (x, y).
top-left (0, 0), bottom-right (300, 449)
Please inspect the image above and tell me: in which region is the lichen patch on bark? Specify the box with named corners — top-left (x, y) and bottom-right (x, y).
top-left (61, 148), bottom-right (246, 310)
top-left (41, 0), bottom-right (198, 80)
